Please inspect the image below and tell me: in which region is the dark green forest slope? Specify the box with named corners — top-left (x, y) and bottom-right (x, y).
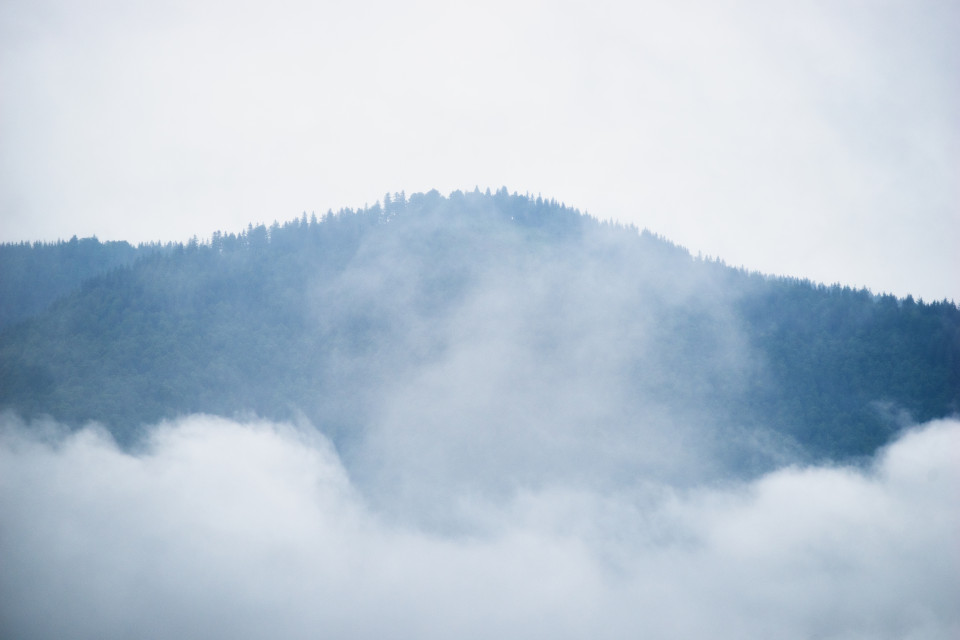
top-left (1, 189), bottom-right (957, 465)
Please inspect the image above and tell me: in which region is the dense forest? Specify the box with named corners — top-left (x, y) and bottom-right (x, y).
top-left (0, 236), bottom-right (151, 329)
top-left (1, 188), bottom-right (957, 470)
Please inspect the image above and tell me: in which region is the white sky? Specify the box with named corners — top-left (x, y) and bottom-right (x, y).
top-left (1, 0), bottom-right (957, 301)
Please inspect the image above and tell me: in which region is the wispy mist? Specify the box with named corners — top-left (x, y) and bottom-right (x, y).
top-left (293, 206), bottom-right (789, 529)
top-left (2, 413), bottom-right (957, 639)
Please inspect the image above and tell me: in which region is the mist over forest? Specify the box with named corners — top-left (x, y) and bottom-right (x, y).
top-left (1, 189), bottom-right (958, 639)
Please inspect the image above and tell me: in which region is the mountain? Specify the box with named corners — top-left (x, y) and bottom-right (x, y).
top-left (0, 235), bottom-right (150, 330)
top-left (1, 188), bottom-right (957, 474)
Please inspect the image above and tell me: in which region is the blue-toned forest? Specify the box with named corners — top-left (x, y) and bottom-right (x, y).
top-left (1, 189), bottom-right (957, 469)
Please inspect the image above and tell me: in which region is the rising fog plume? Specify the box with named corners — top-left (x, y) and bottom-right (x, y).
top-left (317, 210), bottom-right (777, 528)
top-left (1, 413), bottom-right (957, 639)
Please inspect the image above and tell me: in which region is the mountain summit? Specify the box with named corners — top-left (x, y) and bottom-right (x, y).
top-left (1, 189), bottom-right (957, 474)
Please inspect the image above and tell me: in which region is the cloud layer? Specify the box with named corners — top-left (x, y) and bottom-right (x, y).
top-left (2, 413), bottom-right (957, 639)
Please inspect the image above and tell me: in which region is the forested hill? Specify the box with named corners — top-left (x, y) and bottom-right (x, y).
top-left (1, 188), bottom-right (957, 468)
top-left (0, 236), bottom-right (155, 329)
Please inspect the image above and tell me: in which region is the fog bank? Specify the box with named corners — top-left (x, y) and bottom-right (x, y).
top-left (2, 414), bottom-right (957, 639)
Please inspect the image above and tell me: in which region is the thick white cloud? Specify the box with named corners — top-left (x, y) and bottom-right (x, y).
top-left (1, 414), bottom-right (957, 639)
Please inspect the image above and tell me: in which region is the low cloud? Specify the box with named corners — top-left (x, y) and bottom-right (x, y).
top-left (2, 413), bottom-right (957, 639)
top-left (306, 211), bottom-right (791, 530)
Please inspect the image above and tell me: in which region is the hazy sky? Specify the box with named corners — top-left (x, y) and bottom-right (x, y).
top-left (1, 0), bottom-right (957, 300)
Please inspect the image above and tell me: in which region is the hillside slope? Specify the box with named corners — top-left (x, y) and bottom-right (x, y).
top-left (1, 189), bottom-right (957, 471)
top-left (0, 236), bottom-right (151, 329)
